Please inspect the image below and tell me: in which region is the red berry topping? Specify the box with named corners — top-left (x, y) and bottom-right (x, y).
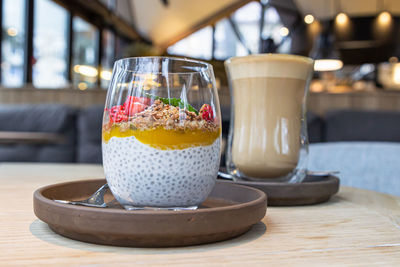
top-left (124, 96), bottom-right (151, 106)
top-left (123, 96), bottom-right (150, 116)
top-left (107, 96), bottom-right (152, 123)
top-left (108, 105), bottom-right (128, 123)
top-left (106, 96), bottom-right (151, 123)
top-left (199, 104), bottom-right (214, 122)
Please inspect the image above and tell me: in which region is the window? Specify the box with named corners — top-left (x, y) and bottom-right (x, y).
top-left (2, 0), bottom-right (25, 87)
top-left (261, 6), bottom-right (291, 54)
top-left (101, 30), bottom-right (115, 89)
top-left (214, 19), bottom-right (247, 60)
top-left (72, 17), bottom-right (99, 90)
top-left (33, 0), bottom-right (68, 88)
top-left (232, 1), bottom-right (261, 54)
top-left (167, 1), bottom-right (292, 60)
top-left (167, 26), bottom-right (213, 60)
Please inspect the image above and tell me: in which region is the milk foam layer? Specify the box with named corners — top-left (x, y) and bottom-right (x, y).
top-left (103, 136), bottom-right (221, 207)
top-left (225, 54), bottom-right (313, 80)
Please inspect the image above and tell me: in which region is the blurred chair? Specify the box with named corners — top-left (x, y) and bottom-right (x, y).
top-left (0, 104), bottom-right (77, 162)
top-left (310, 110), bottom-right (400, 196)
top-left (309, 142), bottom-right (400, 196)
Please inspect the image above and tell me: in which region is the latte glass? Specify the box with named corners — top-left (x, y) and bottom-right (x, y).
top-left (102, 57), bottom-right (222, 210)
top-left (225, 54), bottom-right (313, 183)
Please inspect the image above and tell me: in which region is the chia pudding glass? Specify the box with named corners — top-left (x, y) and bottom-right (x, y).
top-left (102, 57), bottom-right (222, 210)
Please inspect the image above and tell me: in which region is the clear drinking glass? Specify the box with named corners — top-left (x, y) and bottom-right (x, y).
top-left (102, 57), bottom-right (222, 210)
top-left (225, 54), bottom-right (314, 183)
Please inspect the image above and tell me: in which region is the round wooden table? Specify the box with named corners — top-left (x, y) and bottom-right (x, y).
top-left (1, 163), bottom-right (399, 266)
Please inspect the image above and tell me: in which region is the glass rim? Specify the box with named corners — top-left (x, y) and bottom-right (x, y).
top-left (114, 56), bottom-right (213, 74)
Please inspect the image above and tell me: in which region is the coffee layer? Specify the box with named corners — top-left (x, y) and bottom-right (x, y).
top-left (231, 77), bottom-right (306, 178)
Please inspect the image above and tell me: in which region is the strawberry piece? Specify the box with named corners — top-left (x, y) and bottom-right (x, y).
top-left (108, 105), bottom-right (128, 123)
top-left (199, 104), bottom-right (214, 122)
top-left (106, 96), bottom-right (151, 123)
top-left (124, 102), bottom-right (147, 115)
top-left (123, 96), bottom-right (150, 115)
top-left (108, 105), bottom-right (123, 119)
top-left (112, 112), bottom-right (128, 123)
top-left (124, 96), bottom-right (151, 106)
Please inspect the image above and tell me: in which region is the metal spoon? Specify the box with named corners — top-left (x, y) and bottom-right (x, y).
top-left (307, 170), bottom-right (340, 176)
top-left (217, 170), bottom-right (340, 181)
top-left (54, 184), bottom-right (112, 208)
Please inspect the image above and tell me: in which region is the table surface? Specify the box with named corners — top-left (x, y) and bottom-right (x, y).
top-left (1, 163), bottom-right (399, 266)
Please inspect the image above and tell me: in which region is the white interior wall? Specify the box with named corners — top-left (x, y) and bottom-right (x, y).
top-left (130, 0), bottom-right (245, 47)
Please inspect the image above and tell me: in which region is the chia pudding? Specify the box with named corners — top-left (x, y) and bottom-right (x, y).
top-left (102, 97), bottom-right (221, 208)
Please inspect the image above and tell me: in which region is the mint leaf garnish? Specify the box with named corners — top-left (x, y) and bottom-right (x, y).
top-left (145, 93), bottom-right (198, 115)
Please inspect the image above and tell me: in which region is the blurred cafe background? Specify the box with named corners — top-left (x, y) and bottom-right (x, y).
top-left (1, 0), bottom-right (400, 194)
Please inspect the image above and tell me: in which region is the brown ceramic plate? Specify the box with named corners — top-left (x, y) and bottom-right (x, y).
top-left (218, 175), bottom-right (339, 206)
top-left (33, 179), bottom-right (267, 247)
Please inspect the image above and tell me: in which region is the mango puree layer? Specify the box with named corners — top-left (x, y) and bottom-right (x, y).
top-left (103, 126), bottom-right (220, 150)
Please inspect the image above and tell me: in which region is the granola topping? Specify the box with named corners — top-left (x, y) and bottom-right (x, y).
top-left (103, 99), bottom-right (220, 149)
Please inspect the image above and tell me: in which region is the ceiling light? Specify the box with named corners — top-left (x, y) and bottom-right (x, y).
top-left (100, 70), bottom-right (112, 80)
top-left (279, 27), bottom-right (289, 37)
top-left (393, 64), bottom-right (400, 84)
top-left (78, 82), bottom-right (88, 90)
top-left (7, 27), bottom-right (18, 37)
top-left (304, 14), bottom-right (314, 24)
top-left (335, 13), bottom-right (348, 25)
top-left (377, 11), bottom-right (391, 25)
top-left (314, 59), bottom-right (343, 71)
top-left (74, 65), bottom-right (98, 77)
top-left (73, 65), bottom-right (80, 73)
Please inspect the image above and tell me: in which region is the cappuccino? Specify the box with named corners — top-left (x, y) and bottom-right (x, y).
top-left (225, 54), bottom-right (313, 179)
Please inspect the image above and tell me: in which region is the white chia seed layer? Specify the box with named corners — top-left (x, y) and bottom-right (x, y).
top-left (102, 136), bottom-right (221, 207)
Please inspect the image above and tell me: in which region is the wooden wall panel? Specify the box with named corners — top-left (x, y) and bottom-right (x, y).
top-left (308, 91), bottom-right (400, 116)
top-left (0, 88), bottom-right (108, 108)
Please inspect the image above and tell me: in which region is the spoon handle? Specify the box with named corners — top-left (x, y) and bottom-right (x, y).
top-left (53, 199), bottom-right (107, 208)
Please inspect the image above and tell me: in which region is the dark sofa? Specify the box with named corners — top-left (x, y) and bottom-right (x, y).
top-left (324, 110), bottom-right (400, 142)
top-left (77, 105), bottom-right (104, 163)
top-left (0, 104), bottom-right (77, 162)
top-left (0, 104), bottom-right (399, 163)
